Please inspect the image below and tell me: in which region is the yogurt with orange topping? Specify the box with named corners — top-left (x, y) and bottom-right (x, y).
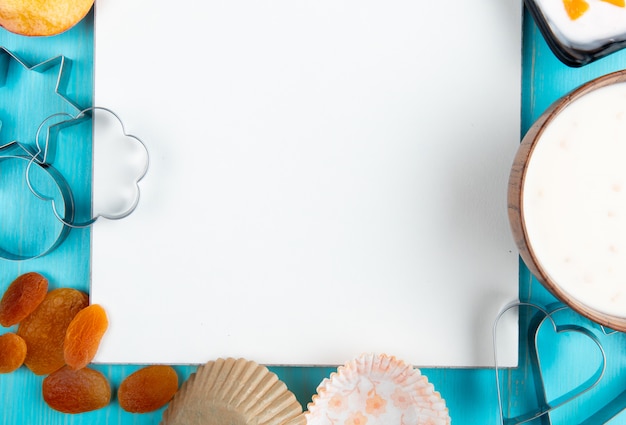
top-left (535, 0), bottom-right (626, 50)
top-left (522, 81), bottom-right (626, 317)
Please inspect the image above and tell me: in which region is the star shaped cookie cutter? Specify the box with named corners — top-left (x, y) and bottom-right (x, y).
top-left (0, 47), bottom-right (149, 260)
top-left (0, 46), bottom-right (81, 110)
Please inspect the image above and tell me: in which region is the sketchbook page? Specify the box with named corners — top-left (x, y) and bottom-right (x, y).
top-left (91, 0), bottom-right (521, 367)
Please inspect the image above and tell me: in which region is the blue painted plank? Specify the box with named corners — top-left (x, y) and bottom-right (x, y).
top-left (1, 6), bottom-right (626, 425)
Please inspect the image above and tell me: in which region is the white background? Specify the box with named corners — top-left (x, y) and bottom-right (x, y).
top-left (92, 0), bottom-right (521, 367)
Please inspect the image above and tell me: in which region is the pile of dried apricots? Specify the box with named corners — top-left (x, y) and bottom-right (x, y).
top-left (0, 272), bottom-right (179, 414)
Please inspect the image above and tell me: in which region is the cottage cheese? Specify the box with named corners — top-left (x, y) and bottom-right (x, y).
top-left (536, 0), bottom-right (626, 49)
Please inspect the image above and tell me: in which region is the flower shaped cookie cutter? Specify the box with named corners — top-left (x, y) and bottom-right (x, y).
top-left (493, 302), bottom-right (626, 424)
top-left (26, 106), bottom-right (149, 228)
top-left (0, 47), bottom-right (149, 260)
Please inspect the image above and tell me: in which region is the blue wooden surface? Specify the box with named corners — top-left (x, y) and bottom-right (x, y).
top-left (2, 8), bottom-right (626, 425)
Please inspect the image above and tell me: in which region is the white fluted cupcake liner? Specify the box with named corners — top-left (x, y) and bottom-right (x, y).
top-left (306, 353), bottom-right (450, 425)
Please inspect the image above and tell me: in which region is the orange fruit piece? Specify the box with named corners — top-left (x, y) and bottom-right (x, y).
top-left (64, 304), bottom-right (108, 370)
top-left (17, 288), bottom-right (89, 375)
top-left (601, 0), bottom-right (625, 6)
top-left (43, 366), bottom-right (111, 413)
top-left (563, 0), bottom-right (590, 19)
top-left (118, 365), bottom-right (179, 413)
top-left (0, 0), bottom-right (95, 36)
top-left (0, 333), bottom-right (27, 373)
top-left (0, 272), bottom-right (48, 327)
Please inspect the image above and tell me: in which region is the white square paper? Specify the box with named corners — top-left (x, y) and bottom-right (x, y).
top-left (92, 0), bottom-right (521, 367)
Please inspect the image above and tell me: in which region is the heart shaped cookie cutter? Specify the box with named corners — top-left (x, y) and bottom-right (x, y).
top-left (493, 302), bottom-right (608, 425)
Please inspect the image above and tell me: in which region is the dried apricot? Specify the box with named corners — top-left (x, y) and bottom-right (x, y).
top-left (17, 288), bottom-right (88, 375)
top-left (0, 272), bottom-right (48, 327)
top-left (0, 333), bottom-right (27, 373)
top-left (43, 365), bottom-right (111, 413)
top-left (64, 304), bottom-right (108, 370)
top-left (563, 0), bottom-right (589, 19)
top-left (118, 365), bottom-right (179, 413)
top-left (601, 0), bottom-right (625, 7)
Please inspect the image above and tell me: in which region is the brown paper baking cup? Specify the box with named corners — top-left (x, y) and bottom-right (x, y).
top-left (161, 358), bottom-right (304, 425)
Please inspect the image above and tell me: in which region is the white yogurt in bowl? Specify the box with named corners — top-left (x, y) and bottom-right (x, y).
top-left (509, 71), bottom-right (626, 328)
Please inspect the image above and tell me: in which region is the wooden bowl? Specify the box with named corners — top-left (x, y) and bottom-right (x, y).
top-left (508, 70), bottom-right (626, 330)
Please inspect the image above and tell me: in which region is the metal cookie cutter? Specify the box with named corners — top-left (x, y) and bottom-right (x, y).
top-left (0, 137), bottom-right (74, 261)
top-left (493, 302), bottom-right (626, 425)
top-left (0, 47), bottom-right (81, 260)
top-left (0, 47), bottom-right (149, 260)
top-left (0, 47), bottom-right (81, 111)
top-left (26, 106), bottom-right (149, 228)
